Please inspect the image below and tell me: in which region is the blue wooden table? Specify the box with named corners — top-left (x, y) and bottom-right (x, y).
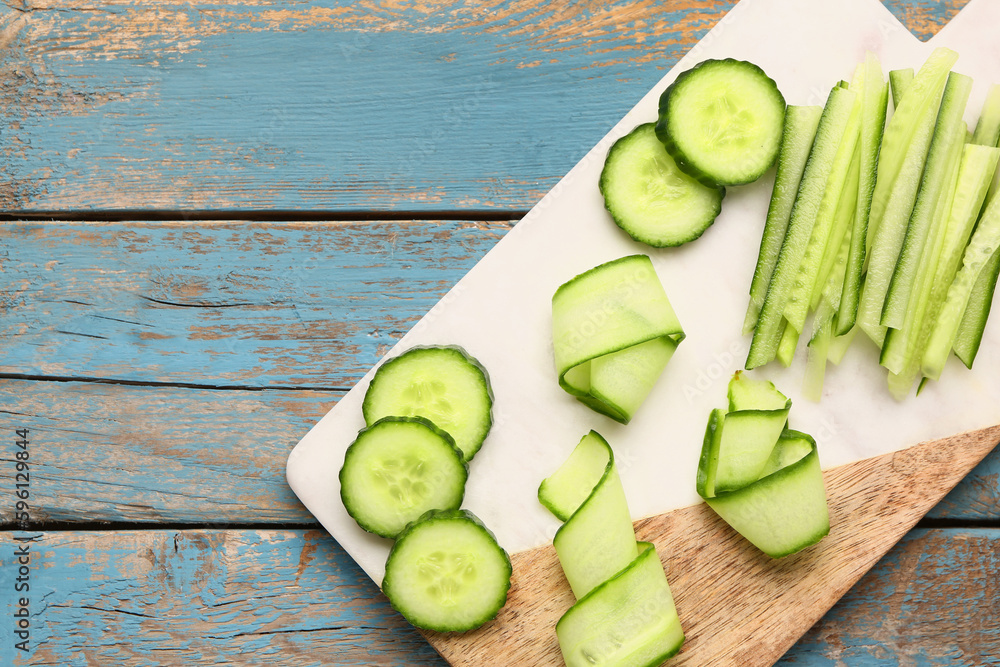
top-left (1, 0), bottom-right (997, 664)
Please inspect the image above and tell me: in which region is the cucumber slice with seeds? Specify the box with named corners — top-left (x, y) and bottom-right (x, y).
top-left (340, 416), bottom-right (467, 539)
top-left (656, 58), bottom-right (786, 187)
top-left (382, 509), bottom-right (512, 632)
top-left (600, 123), bottom-right (724, 247)
top-left (363, 345), bottom-right (493, 462)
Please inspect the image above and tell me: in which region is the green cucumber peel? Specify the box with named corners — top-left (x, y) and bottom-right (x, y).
top-left (953, 246), bottom-right (1000, 368)
top-left (747, 85), bottom-right (857, 369)
top-left (552, 255), bottom-right (684, 424)
top-left (541, 433), bottom-right (685, 666)
top-left (972, 83), bottom-right (1000, 148)
top-left (882, 72), bottom-right (973, 330)
top-left (744, 105), bottom-right (824, 334)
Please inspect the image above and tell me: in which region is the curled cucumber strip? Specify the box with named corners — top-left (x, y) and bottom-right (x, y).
top-left (552, 255), bottom-right (685, 424)
top-left (698, 375), bottom-right (829, 558)
top-left (539, 431), bottom-right (684, 667)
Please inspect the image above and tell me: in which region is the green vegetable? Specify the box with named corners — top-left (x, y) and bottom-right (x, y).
top-left (600, 123), bottom-right (724, 247)
top-left (656, 58), bottom-right (786, 187)
top-left (382, 509), bottom-right (512, 632)
top-left (339, 417), bottom-right (467, 539)
top-left (539, 431), bottom-right (684, 666)
top-left (552, 255), bottom-right (684, 423)
top-left (362, 345), bottom-right (493, 462)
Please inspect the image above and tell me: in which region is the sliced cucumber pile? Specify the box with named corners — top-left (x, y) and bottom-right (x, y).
top-left (340, 417), bottom-right (467, 539)
top-left (338, 344), bottom-right (510, 633)
top-left (697, 373), bottom-right (829, 558)
top-left (382, 509), bottom-right (512, 633)
top-left (551, 254), bottom-right (685, 423)
top-left (540, 431), bottom-right (684, 667)
top-left (600, 123), bottom-right (724, 247)
top-left (743, 47), bottom-right (1000, 399)
top-left (656, 58), bottom-right (786, 187)
top-left (363, 345), bottom-right (493, 462)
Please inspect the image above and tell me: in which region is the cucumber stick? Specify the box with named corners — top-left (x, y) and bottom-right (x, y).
top-left (857, 64), bottom-right (955, 345)
top-left (881, 72), bottom-right (973, 330)
top-left (747, 85), bottom-right (857, 369)
top-left (839, 53), bottom-right (889, 335)
top-left (954, 247), bottom-right (1000, 367)
top-left (744, 105), bottom-right (824, 334)
top-left (540, 432), bottom-right (684, 667)
top-left (552, 255), bottom-right (684, 424)
top-left (889, 68), bottom-right (914, 107)
top-left (925, 189), bottom-right (1000, 379)
top-left (782, 82), bottom-right (862, 335)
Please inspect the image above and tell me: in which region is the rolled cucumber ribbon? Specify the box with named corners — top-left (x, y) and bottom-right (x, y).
top-left (698, 374), bottom-right (829, 558)
top-left (552, 255), bottom-right (685, 424)
top-left (539, 431), bottom-right (684, 667)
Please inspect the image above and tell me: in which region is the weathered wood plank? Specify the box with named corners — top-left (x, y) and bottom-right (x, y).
top-left (0, 1), bottom-right (965, 211)
top-left (0, 378), bottom-right (333, 524)
top-left (0, 527), bottom-right (994, 666)
top-left (0, 376), bottom-right (996, 531)
top-left (0, 219), bottom-right (507, 387)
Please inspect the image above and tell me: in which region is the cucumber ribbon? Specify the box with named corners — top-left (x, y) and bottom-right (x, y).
top-left (552, 255), bottom-right (685, 424)
top-left (539, 431), bottom-right (684, 667)
top-left (697, 374), bottom-right (829, 558)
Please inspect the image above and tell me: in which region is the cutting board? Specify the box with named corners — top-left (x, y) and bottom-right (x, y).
top-left (287, 0), bottom-right (1000, 664)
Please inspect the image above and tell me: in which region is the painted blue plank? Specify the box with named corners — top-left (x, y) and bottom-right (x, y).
top-left (0, 0), bottom-right (735, 211)
top-left (781, 528), bottom-right (1000, 666)
top-left (0, 379), bottom-right (336, 524)
top-left (1, 220), bottom-right (506, 387)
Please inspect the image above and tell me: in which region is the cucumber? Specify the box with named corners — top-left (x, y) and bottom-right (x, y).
top-left (540, 432), bottom-right (684, 666)
top-left (600, 123), bottom-right (725, 247)
top-left (746, 85), bottom-right (857, 369)
top-left (953, 247), bottom-right (1000, 368)
top-left (744, 105), bottom-right (823, 335)
top-left (552, 255), bottom-right (684, 424)
top-left (698, 374), bottom-right (828, 557)
top-left (556, 542), bottom-right (684, 667)
top-left (656, 58), bottom-right (786, 187)
top-left (539, 431), bottom-right (638, 599)
top-left (881, 72), bottom-right (973, 330)
top-left (363, 345), bottom-right (493, 462)
top-left (714, 376), bottom-right (790, 493)
top-left (889, 68), bottom-right (914, 107)
top-left (839, 53), bottom-right (889, 335)
top-left (700, 427), bottom-right (829, 558)
top-left (381, 509), bottom-right (512, 632)
top-left (339, 417), bottom-right (467, 539)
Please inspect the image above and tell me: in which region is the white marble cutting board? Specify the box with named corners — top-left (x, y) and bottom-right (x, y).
top-left (287, 0), bottom-right (1000, 585)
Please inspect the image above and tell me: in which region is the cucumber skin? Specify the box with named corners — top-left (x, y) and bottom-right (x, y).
top-left (600, 123), bottom-right (725, 248)
top-left (362, 344), bottom-right (494, 462)
top-left (656, 58), bottom-right (786, 188)
top-left (382, 509), bottom-right (512, 633)
top-left (339, 415), bottom-right (468, 539)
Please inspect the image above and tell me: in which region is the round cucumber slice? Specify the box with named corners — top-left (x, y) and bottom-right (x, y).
top-left (382, 509), bottom-right (512, 633)
top-left (363, 345), bottom-right (493, 462)
top-left (657, 58), bottom-right (786, 187)
top-left (339, 417), bottom-right (468, 539)
top-left (600, 123), bottom-right (724, 247)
